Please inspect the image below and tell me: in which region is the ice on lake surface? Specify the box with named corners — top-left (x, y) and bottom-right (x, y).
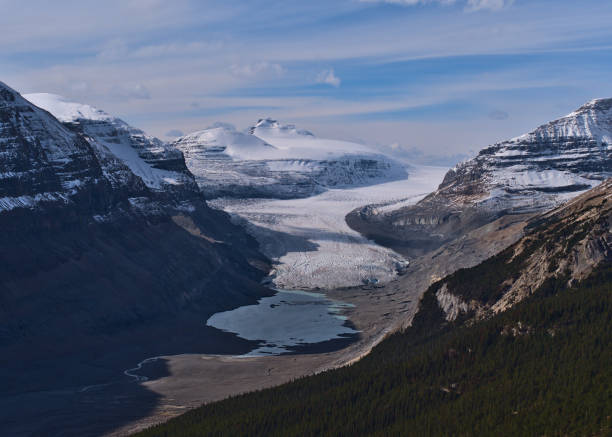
top-left (206, 289), bottom-right (358, 356)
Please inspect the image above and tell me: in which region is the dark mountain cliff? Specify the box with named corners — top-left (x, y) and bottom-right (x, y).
top-left (0, 82), bottom-right (271, 393)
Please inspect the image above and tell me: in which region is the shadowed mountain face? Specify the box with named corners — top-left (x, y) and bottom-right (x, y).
top-left (348, 99), bottom-right (612, 257)
top-left (0, 82), bottom-right (271, 399)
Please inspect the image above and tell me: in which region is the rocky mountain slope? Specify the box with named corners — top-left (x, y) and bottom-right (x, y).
top-left (348, 98), bottom-right (612, 256)
top-left (0, 82), bottom-right (270, 395)
top-left (25, 93), bottom-right (200, 204)
top-left (430, 178), bottom-right (611, 322)
top-left (0, 86), bottom-right (119, 218)
top-left (173, 119), bottom-right (407, 199)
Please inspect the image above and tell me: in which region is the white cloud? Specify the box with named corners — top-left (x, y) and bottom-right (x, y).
top-left (110, 83), bottom-right (151, 100)
top-left (360, 0), bottom-right (513, 10)
top-left (133, 41), bottom-right (225, 59)
top-left (230, 62), bottom-right (286, 78)
top-left (466, 0), bottom-right (513, 11)
top-left (359, 0), bottom-right (456, 6)
top-left (316, 69), bottom-right (341, 87)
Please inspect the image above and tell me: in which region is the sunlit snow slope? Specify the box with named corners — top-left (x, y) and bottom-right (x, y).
top-left (420, 98), bottom-right (612, 214)
top-left (174, 119), bottom-right (407, 199)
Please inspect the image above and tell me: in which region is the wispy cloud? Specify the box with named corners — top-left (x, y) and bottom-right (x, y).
top-left (2, 0), bottom-right (611, 157)
top-left (359, 0), bottom-right (456, 5)
top-left (466, 0), bottom-right (513, 11)
top-left (110, 83), bottom-right (151, 100)
top-left (316, 69), bottom-right (341, 87)
top-left (359, 0), bottom-right (513, 10)
top-left (230, 62), bottom-right (286, 78)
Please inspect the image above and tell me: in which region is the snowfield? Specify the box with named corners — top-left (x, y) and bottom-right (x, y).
top-left (210, 166), bottom-right (447, 290)
top-left (173, 119), bottom-right (408, 199)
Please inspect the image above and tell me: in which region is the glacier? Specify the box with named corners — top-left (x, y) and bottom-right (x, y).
top-left (210, 166), bottom-right (447, 289)
top-left (173, 119), bottom-right (408, 199)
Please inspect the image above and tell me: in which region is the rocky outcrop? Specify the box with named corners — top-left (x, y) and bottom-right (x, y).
top-left (435, 283), bottom-right (469, 322)
top-left (427, 179), bottom-right (611, 323)
top-left (348, 98), bottom-right (612, 257)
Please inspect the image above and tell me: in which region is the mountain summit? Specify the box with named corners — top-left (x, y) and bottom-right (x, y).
top-left (173, 120), bottom-right (407, 199)
top-left (249, 117), bottom-right (315, 137)
top-left (438, 96), bottom-right (611, 209)
top-left (348, 97), bottom-right (612, 256)
top-left (25, 92), bottom-right (198, 198)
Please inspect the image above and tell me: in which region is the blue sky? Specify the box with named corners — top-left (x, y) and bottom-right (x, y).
top-left (2, 0), bottom-right (612, 163)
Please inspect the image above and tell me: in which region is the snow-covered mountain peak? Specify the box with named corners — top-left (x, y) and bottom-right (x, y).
top-left (0, 84), bottom-right (89, 160)
top-left (246, 118), bottom-right (386, 159)
top-left (0, 83), bottom-right (124, 214)
top-left (572, 97), bottom-right (612, 115)
top-left (174, 119), bottom-right (408, 199)
top-left (0, 84), bottom-right (62, 124)
top-left (250, 118), bottom-right (314, 139)
top-left (252, 117), bottom-right (279, 130)
top-left (24, 93), bottom-right (113, 123)
top-left (425, 97), bottom-right (611, 212)
top-left (175, 124), bottom-right (278, 161)
top-left (507, 96), bottom-right (612, 146)
top-left (24, 92), bottom-right (198, 195)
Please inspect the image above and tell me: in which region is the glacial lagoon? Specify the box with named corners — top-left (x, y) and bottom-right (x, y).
top-left (206, 289), bottom-right (359, 356)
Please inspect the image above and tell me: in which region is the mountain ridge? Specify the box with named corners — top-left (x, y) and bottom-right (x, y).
top-left (348, 96), bottom-right (612, 257)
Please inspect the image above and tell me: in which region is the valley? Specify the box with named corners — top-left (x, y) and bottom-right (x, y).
top-left (0, 80), bottom-right (610, 437)
top-left (3, 3), bottom-right (612, 436)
